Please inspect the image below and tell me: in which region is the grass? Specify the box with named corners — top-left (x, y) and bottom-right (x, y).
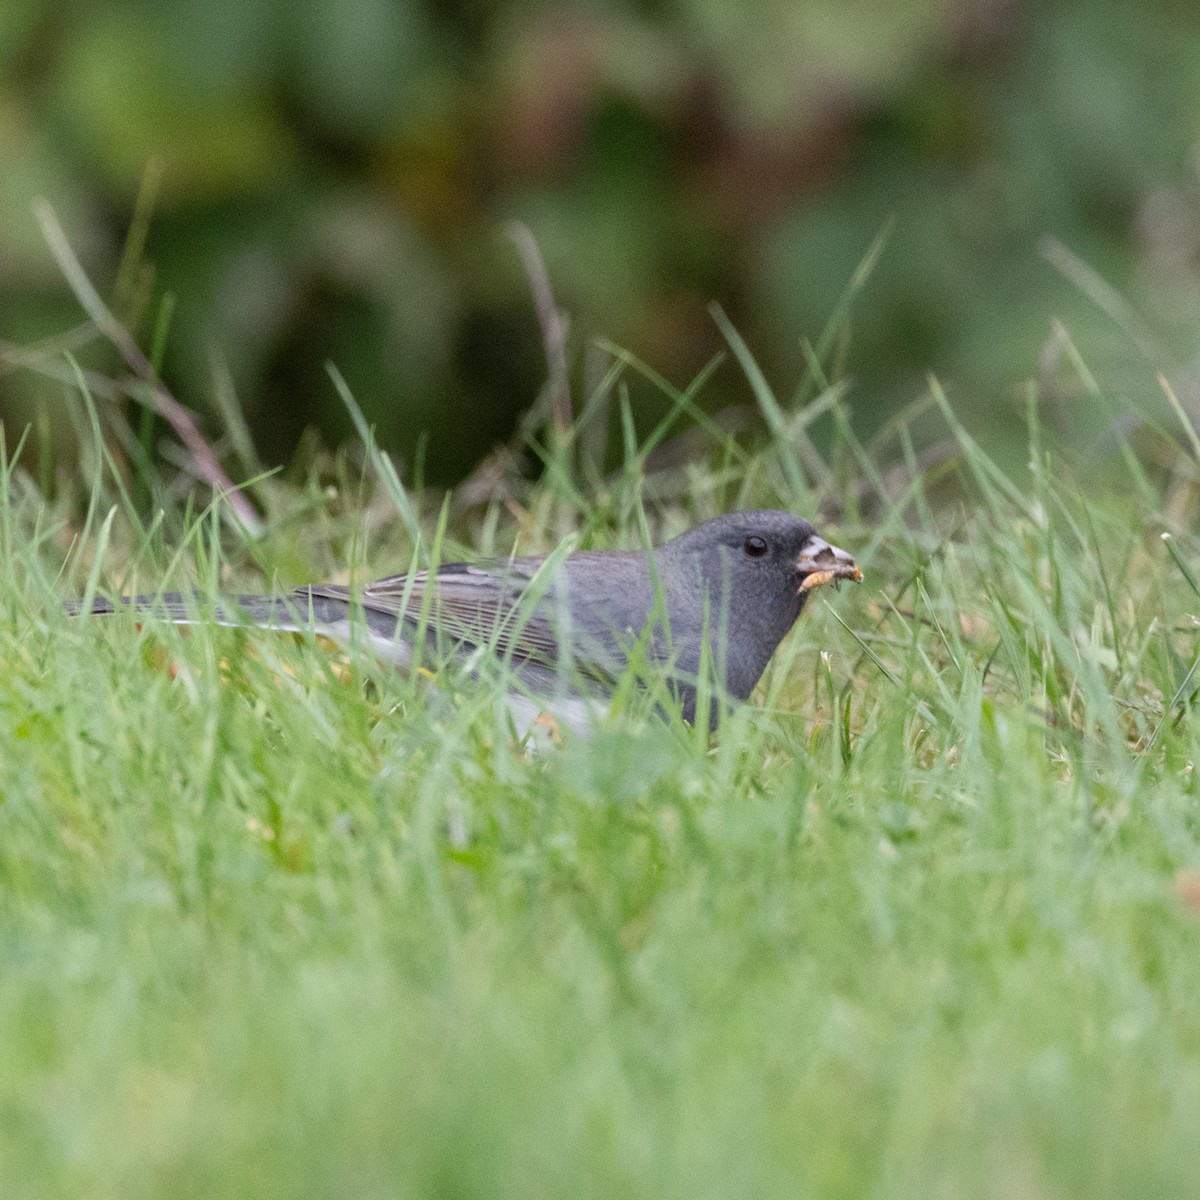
top-left (1, 333), bottom-right (1199, 1199)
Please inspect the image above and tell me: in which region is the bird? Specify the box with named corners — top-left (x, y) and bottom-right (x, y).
top-left (70, 510), bottom-right (861, 736)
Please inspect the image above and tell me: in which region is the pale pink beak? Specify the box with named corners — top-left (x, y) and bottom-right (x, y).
top-left (796, 537), bottom-right (863, 593)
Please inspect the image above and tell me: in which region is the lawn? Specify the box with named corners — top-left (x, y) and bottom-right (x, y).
top-left (1, 352), bottom-right (1199, 1199)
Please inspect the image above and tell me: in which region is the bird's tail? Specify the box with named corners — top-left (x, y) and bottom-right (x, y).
top-left (68, 589), bottom-right (419, 671)
top-left (66, 591), bottom-right (353, 632)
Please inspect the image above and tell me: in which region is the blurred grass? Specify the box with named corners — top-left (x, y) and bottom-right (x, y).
top-left (2, 6), bottom-right (1200, 1189)
top-left (1, 296), bottom-right (1200, 1194)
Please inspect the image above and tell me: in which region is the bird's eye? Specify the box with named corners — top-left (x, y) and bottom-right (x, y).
top-left (743, 534), bottom-right (768, 558)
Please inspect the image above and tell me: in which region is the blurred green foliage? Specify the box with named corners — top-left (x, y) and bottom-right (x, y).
top-left (3, 0), bottom-right (1200, 484)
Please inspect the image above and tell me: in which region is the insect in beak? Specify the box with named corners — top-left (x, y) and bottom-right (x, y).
top-left (795, 537), bottom-right (863, 594)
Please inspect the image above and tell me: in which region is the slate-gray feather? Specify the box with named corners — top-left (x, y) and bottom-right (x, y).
top-left (71, 510), bottom-right (862, 733)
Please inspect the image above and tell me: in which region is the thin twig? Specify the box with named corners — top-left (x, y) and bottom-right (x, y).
top-left (33, 198), bottom-right (262, 534)
top-left (0, 322), bottom-right (98, 370)
top-left (506, 221), bottom-right (571, 436)
top-left (0, 337), bottom-right (122, 401)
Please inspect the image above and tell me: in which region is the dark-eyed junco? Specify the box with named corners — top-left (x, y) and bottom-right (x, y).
top-left (73, 510), bottom-right (861, 734)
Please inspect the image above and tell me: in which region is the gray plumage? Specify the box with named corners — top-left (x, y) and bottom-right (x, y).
top-left (70, 510), bottom-right (861, 733)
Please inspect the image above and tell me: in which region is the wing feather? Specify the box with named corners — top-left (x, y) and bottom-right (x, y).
top-left (299, 560), bottom-right (603, 677)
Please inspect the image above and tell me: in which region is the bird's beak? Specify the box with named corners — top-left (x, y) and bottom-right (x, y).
top-left (795, 536), bottom-right (863, 593)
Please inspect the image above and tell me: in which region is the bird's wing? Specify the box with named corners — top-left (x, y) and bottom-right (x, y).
top-left (300, 560), bottom-right (607, 677)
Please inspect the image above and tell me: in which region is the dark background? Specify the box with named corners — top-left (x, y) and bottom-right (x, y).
top-left (3, 0), bottom-right (1200, 485)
